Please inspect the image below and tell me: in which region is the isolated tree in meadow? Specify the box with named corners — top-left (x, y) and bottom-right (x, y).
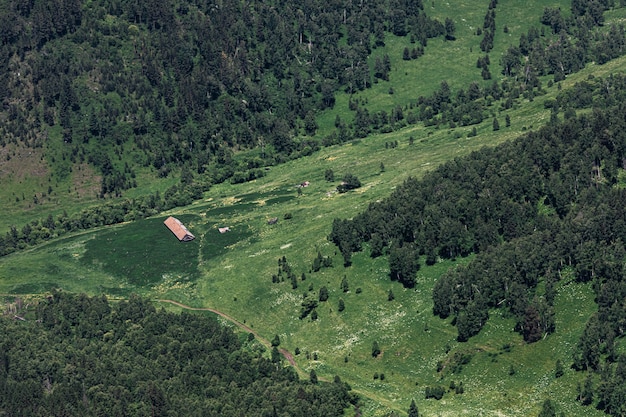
top-left (271, 334), bottom-right (281, 347)
top-left (555, 359), bottom-right (564, 378)
top-left (338, 298), bottom-right (345, 312)
top-left (341, 276), bottom-right (349, 292)
top-left (337, 173), bottom-right (361, 193)
top-left (310, 369), bottom-right (318, 384)
top-left (325, 169), bottom-right (334, 182)
top-left (372, 341), bottom-right (381, 357)
top-left (538, 399), bottom-right (556, 417)
top-left (319, 286), bottom-right (329, 302)
top-left (493, 117), bottom-right (500, 131)
top-left (408, 399), bottom-right (419, 417)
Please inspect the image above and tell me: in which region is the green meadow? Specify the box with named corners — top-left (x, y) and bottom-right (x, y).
top-left (4, 2), bottom-right (626, 415)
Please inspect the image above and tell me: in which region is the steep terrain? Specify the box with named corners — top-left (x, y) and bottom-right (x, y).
top-left (3, 1), bottom-right (626, 416)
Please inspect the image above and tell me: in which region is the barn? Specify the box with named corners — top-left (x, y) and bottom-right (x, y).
top-left (164, 216), bottom-right (195, 241)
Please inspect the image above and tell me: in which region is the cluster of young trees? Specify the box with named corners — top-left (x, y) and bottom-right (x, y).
top-left (515, 1), bottom-right (626, 82)
top-left (479, 0), bottom-right (497, 53)
top-left (330, 74), bottom-right (626, 355)
top-left (0, 292), bottom-right (355, 417)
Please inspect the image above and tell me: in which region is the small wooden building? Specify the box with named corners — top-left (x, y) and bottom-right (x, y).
top-left (164, 216), bottom-right (195, 241)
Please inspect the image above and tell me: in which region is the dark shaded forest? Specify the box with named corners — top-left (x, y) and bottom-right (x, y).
top-left (330, 73), bottom-right (626, 415)
top-left (0, 292), bottom-right (355, 417)
top-left (0, 0), bottom-right (445, 193)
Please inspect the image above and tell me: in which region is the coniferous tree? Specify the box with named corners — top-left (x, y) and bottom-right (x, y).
top-left (319, 286), bottom-right (329, 302)
top-left (538, 399), bottom-right (556, 417)
top-left (408, 399), bottom-right (419, 417)
top-left (372, 341), bottom-right (381, 357)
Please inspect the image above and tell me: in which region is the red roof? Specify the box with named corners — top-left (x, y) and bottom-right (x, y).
top-left (164, 216), bottom-right (195, 241)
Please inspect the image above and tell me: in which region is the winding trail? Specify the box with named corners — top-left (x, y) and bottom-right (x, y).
top-left (154, 299), bottom-right (300, 373)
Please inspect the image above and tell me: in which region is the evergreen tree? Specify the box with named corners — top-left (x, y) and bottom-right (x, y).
top-left (445, 18), bottom-right (456, 40)
top-left (319, 286), bottom-right (329, 302)
top-left (372, 341), bottom-right (381, 357)
top-left (538, 399), bottom-right (556, 417)
top-left (341, 276), bottom-right (349, 292)
top-left (555, 359), bottom-right (564, 378)
top-left (408, 399), bottom-right (419, 417)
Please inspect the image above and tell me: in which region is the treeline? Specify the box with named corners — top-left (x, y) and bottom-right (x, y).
top-left (0, 292), bottom-right (355, 417)
top-left (330, 73), bottom-right (626, 358)
top-left (0, 0), bottom-right (448, 197)
top-left (0, 180), bottom-right (206, 256)
top-left (337, 0), bottom-right (626, 139)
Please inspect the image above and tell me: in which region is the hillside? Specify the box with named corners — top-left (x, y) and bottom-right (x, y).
top-left (3, 0), bottom-right (626, 416)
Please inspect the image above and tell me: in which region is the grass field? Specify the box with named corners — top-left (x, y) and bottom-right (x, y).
top-left (3, 3), bottom-right (626, 416)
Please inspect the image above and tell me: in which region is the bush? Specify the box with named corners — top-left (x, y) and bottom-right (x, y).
top-left (425, 385), bottom-right (445, 400)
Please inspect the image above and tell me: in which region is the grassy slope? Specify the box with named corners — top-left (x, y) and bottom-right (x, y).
top-left (4, 51), bottom-right (625, 414)
top-left (3, 2), bottom-right (626, 416)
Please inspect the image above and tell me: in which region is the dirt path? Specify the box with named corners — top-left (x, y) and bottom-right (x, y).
top-left (154, 299), bottom-right (300, 371)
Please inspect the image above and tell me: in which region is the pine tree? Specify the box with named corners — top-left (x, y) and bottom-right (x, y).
top-left (408, 399), bottom-right (419, 417)
top-left (341, 276), bottom-right (349, 292)
top-left (555, 359), bottom-right (564, 378)
top-left (372, 341), bottom-right (381, 357)
top-left (538, 399), bottom-right (556, 417)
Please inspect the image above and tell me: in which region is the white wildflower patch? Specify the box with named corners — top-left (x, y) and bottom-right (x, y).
top-left (375, 308), bottom-right (407, 333)
top-left (152, 273), bottom-right (195, 297)
top-left (248, 249), bottom-right (268, 258)
top-left (270, 290), bottom-right (300, 308)
top-left (331, 334), bottom-right (361, 353)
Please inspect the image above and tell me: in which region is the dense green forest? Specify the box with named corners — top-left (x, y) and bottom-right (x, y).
top-left (0, 0), bottom-right (446, 196)
top-left (0, 292), bottom-right (355, 416)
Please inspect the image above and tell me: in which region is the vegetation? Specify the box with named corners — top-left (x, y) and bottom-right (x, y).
top-left (2, 0), bottom-right (626, 416)
top-left (0, 292), bottom-right (355, 416)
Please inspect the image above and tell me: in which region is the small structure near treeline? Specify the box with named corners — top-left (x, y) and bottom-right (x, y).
top-left (164, 216), bottom-right (195, 241)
